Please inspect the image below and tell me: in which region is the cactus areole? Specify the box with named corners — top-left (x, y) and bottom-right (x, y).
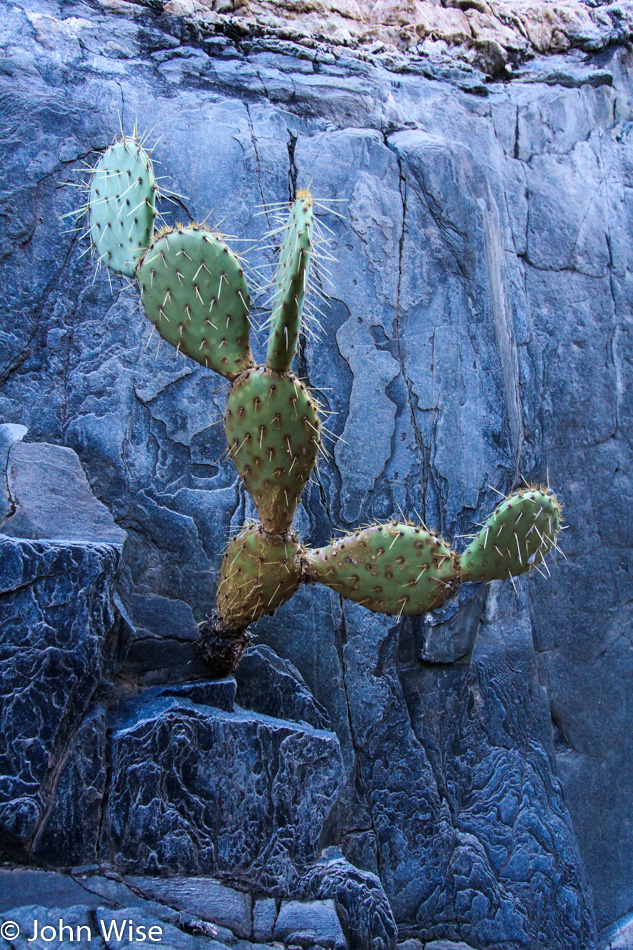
top-left (77, 131), bottom-right (565, 676)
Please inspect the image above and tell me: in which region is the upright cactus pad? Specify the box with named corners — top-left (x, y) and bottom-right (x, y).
top-left (138, 226), bottom-right (253, 379)
top-left (224, 367), bottom-right (321, 534)
top-left (304, 523), bottom-right (460, 616)
top-left (460, 489), bottom-right (561, 582)
top-left (89, 139), bottom-right (156, 277)
top-left (266, 191), bottom-right (314, 372)
top-left (216, 524), bottom-right (301, 630)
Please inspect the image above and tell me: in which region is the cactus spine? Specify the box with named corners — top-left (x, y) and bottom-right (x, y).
top-left (78, 130), bottom-right (565, 675)
top-left (304, 523), bottom-right (459, 616)
top-left (89, 138), bottom-right (156, 277)
top-left (138, 225), bottom-right (253, 378)
top-left (265, 189), bottom-right (314, 372)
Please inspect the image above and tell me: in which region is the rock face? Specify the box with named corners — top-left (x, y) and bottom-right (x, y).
top-left (1, 0), bottom-right (632, 945)
top-left (0, 535), bottom-right (124, 850)
top-left (2, 440), bottom-right (127, 546)
top-left (0, 443), bottom-right (346, 896)
top-left (159, 0), bottom-right (633, 78)
top-left (297, 587), bottom-right (594, 948)
top-left (0, 864), bottom-right (395, 949)
top-left (0, 440), bottom-right (367, 947)
top-left (101, 692), bottom-right (343, 889)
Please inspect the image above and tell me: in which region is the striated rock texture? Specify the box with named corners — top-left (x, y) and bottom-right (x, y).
top-left (101, 691), bottom-right (344, 889)
top-left (153, 0), bottom-right (633, 78)
top-left (0, 536), bottom-right (123, 849)
top-left (0, 864), bottom-right (394, 949)
top-left (1, 0), bottom-right (632, 945)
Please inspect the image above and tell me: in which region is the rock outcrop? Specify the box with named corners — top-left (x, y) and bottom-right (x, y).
top-left (153, 0), bottom-right (633, 78)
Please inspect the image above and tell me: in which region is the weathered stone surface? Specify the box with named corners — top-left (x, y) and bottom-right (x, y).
top-left (413, 586), bottom-right (485, 664)
top-left (334, 587), bottom-right (593, 948)
top-left (119, 592), bottom-right (218, 688)
top-left (298, 853), bottom-right (397, 950)
top-left (0, 535), bottom-right (123, 850)
top-left (0, 424), bottom-right (27, 520)
top-left (100, 694), bottom-right (344, 890)
top-left (274, 899), bottom-right (346, 949)
top-left (31, 704), bottom-right (107, 866)
top-left (1, 441), bottom-right (127, 547)
top-left (122, 876), bottom-right (250, 938)
top-left (0, 886), bottom-right (355, 950)
top-left (0, 868), bottom-right (113, 913)
top-left (236, 645), bottom-right (330, 729)
top-left (2, 0), bottom-right (631, 942)
top-left (253, 898), bottom-right (277, 942)
top-left (0, 868), bottom-right (323, 947)
top-left (159, 678), bottom-right (237, 712)
top-left (0, 868), bottom-right (238, 941)
top-left (601, 912), bottom-right (633, 950)
top-left (0, 904), bottom-right (234, 949)
top-left (153, 0), bottom-right (633, 78)
top-left (282, 586), bottom-right (596, 948)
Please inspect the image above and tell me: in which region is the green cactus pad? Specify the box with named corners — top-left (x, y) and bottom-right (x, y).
top-left (224, 367), bottom-right (320, 534)
top-left (216, 524), bottom-right (301, 630)
top-left (460, 488), bottom-right (562, 583)
top-left (304, 522), bottom-right (459, 616)
top-left (138, 226), bottom-right (253, 379)
top-left (89, 139), bottom-right (156, 277)
top-left (266, 191), bottom-right (314, 373)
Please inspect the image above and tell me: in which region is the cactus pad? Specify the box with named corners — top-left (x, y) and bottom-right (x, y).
top-left (460, 488), bottom-right (561, 583)
top-left (266, 192), bottom-right (314, 372)
top-left (225, 367), bottom-right (321, 534)
top-left (304, 522), bottom-right (459, 616)
top-left (216, 524), bottom-right (301, 630)
top-left (138, 226), bottom-right (253, 379)
top-left (89, 139), bottom-right (156, 277)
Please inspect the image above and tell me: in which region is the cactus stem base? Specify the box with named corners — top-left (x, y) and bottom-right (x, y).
top-left (197, 616), bottom-right (252, 677)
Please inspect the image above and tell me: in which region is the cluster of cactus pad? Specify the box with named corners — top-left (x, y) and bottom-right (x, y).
top-left (76, 130), bottom-right (563, 676)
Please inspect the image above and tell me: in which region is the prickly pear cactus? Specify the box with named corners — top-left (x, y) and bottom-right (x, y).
top-left (138, 225), bottom-right (253, 378)
top-left (75, 128), bottom-right (566, 676)
top-left (216, 524), bottom-right (301, 631)
top-left (460, 489), bottom-right (561, 582)
top-left (304, 523), bottom-right (459, 616)
top-left (266, 189), bottom-right (314, 372)
top-left (224, 367), bottom-right (320, 534)
top-left (89, 139), bottom-right (156, 277)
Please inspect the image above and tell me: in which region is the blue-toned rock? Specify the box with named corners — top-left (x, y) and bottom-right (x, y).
top-left (31, 704), bottom-right (107, 866)
top-left (274, 899), bottom-right (346, 949)
top-left (0, 424), bottom-right (27, 520)
top-left (236, 645), bottom-right (330, 730)
top-left (123, 877), bottom-right (252, 939)
top-left (1, 441), bottom-right (126, 547)
top-left (298, 852), bottom-right (397, 950)
top-left (100, 693), bottom-right (344, 891)
top-left (0, 536), bottom-right (123, 849)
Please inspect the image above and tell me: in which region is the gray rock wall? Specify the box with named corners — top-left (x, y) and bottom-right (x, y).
top-left (1, 0), bottom-right (632, 944)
